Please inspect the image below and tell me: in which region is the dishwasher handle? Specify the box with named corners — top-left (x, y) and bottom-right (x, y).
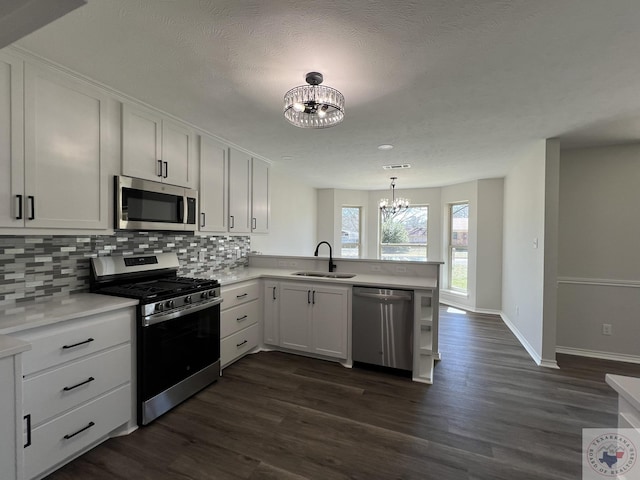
top-left (353, 290), bottom-right (412, 302)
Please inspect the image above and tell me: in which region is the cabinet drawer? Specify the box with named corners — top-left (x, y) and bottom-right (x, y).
top-left (221, 323), bottom-right (258, 368)
top-left (25, 384), bottom-right (131, 480)
top-left (221, 300), bottom-right (259, 338)
top-left (221, 282), bottom-right (260, 310)
top-left (18, 310), bottom-right (132, 376)
top-left (24, 344), bottom-right (131, 427)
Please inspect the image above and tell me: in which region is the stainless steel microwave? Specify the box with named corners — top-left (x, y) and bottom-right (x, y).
top-left (115, 175), bottom-right (198, 231)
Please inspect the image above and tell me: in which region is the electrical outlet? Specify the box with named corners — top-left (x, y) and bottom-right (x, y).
top-left (602, 324), bottom-right (612, 336)
top-left (198, 251), bottom-right (206, 262)
top-left (396, 265), bottom-right (407, 273)
top-left (371, 265), bottom-right (381, 272)
top-left (516, 305), bottom-right (520, 316)
top-left (278, 260), bottom-right (287, 267)
top-left (289, 261), bottom-right (298, 267)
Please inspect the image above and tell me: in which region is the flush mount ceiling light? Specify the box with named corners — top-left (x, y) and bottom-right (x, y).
top-left (380, 176), bottom-right (410, 218)
top-left (377, 144), bottom-right (394, 150)
top-left (283, 72), bottom-right (345, 128)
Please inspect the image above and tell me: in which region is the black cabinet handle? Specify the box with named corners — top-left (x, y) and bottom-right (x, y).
top-left (63, 421), bottom-right (95, 440)
top-left (28, 196), bottom-right (35, 220)
top-left (157, 159), bottom-right (163, 177)
top-left (236, 315), bottom-right (248, 322)
top-left (24, 414), bottom-right (31, 448)
top-left (63, 376), bottom-right (95, 392)
top-left (272, 286), bottom-right (276, 300)
top-left (307, 290), bottom-right (311, 304)
top-left (236, 339), bottom-right (248, 348)
top-left (15, 195), bottom-right (23, 220)
top-left (62, 338), bottom-right (94, 350)
top-left (229, 215), bottom-right (235, 228)
top-left (252, 217), bottom-right (257, 230)
top-left (200, 212), bottom-right (206, 228)
top-left (236, 293), bottom-right (248, 299)
top-left (163, 161), bottom-right (168, 178)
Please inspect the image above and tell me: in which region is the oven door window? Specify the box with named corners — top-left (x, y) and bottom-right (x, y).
top-left (123, 187), bottom-right (183, 224)
top-left (140, 305), bottom-right (220, 400)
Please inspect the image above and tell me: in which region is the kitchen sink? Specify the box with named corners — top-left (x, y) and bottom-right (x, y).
top-left (292, 271), bottom-right (356, 279)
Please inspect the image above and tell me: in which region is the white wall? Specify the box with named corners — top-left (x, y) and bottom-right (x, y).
top-left (251, 165), bottom-right (317, 255)
top-left (502, 141), bottom-right (547, 364)
top-left (557, 144), bottom-right (640, 360)
top-left (476, 178), bottom-right (504, 312)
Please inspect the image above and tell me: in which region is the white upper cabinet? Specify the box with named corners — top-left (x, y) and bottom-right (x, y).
top-left (0, 51), bottom-right (24, 228)
top-left (251, 158), bottom-right (270, 233)
top-left (122, 103), bottom-right (195, 189)
top-left (228, 147), bottom-right (251, 233)
top-left (0, 56), bottom-right (108, 230)
top-left (199, 134), bottom-right (228, 232)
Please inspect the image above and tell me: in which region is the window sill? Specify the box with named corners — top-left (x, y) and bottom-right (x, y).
top-left (441, 289), bottom-right (469, 298)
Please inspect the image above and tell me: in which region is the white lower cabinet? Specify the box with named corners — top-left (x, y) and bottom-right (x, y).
top-left (278, 282), bottom-right (349, 360)
top-left (11, 307), bottom-right (134, 480)
top-left (220, 281), bottom-right (260, 369)
top-left (262, 281), bottom-right (280, 346)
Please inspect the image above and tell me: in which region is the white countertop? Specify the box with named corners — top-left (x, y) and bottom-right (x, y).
top-left (0, 335), bottom-right (31, 359)
top-left (0, 293), bottom-right (139, 335)
top-left (606, 374), bottom-right (640, 413)
top-left (213, 267), bottom-right (438, 290)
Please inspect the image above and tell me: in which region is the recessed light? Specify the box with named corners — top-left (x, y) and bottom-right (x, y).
top-left (377, 144), bottom-right (394, 151)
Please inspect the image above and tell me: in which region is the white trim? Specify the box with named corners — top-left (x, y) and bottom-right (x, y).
top-left (557, 276), bottom-right (640, 289)
top-left (500, 313), bottom-right (559, 369)
top-left (439, 298), bottom-right (500, 316)
top-left (441, 289), bottom-right (469, 298)
top-left (556, 346), bottom-right (640, 364)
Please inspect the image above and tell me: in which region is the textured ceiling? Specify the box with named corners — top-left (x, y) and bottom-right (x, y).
top-left (13, 0), bottom-right (640, 189)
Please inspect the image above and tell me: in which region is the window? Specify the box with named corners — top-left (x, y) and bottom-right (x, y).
top-left (448, 202), bottom-right (469, 292)
top-left (341, 206), bottom-right (361, 258)
top-left (379, 206), bottom-right (428, 261)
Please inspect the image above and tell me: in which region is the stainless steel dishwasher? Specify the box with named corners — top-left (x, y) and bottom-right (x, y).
top-left (352, 287), bottom-right (413, 371)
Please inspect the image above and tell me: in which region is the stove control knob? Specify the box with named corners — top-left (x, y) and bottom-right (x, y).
top-left (155, 303), bottom-right (164, 313)
top-left (166, 300), bottom-right (175, 309)
top-left (209, 290), bottom-right (217, 297)
top-left (200, 292), bottom-right (208, 299)
top-left (184, 295), bottom-right (192, 304)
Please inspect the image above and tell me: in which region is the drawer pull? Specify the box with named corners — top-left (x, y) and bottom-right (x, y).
top-left (63, 376), bottom-right (95, 392)
top-left (24, 414), bottom-right (31, 448)
top-left (236, 339), bottom-right (248, 348)
top-left (63, 421), bottom-right (95, 440)
top-left (236, 293), bottom-right (248, 299)
top-left (236, 315), bottom-right (248, 322)
top-left (62, 338), bottom-right (94, 350)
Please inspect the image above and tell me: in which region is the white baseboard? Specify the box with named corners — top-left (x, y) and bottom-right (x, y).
top-left (556, 346), bottom-right (640, 364)
top-left (500, 313), bottom-right (559, 369)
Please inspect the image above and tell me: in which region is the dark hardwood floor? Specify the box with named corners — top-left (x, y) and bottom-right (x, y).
top-left (46, 306), bottom-right (639, 480)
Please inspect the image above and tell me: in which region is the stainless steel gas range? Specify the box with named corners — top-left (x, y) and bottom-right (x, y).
top-left (90, 253), bottom-right (221, 425)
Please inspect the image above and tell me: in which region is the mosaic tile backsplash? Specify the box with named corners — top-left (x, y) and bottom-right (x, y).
top-left (0, 233), bottom-right (250, 309)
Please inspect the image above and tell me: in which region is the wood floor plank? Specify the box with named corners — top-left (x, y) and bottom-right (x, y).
top-left (45, 306), bottom-right (640, 480)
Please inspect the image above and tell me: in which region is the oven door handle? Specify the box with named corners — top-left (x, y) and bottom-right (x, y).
top-left (142, 297), bottom-right (223, 326)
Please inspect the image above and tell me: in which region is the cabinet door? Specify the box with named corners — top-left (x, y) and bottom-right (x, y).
top-left (0, 51), bottom-right (24, 228)
top-left (162, 118), bottom-right (195, 188)
top-left (122, 103), bottom-right (162, 182)
top-left (199, 135), bottom-right (228, 232)
top-left (228, 147), bottom-right (251, 233)
top-left (251, 158), bottom-right (269, 233)
top-left (279, 283), bottom-right (312, 352)
top-left (311, 285), bottom-right (349, 359)
top-left (263, 281), bottom-right (280, 345)
top-left (24, 63), bottom-right (108, 229)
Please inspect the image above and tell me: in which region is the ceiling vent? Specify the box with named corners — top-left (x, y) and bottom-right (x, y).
top-left (382, 164), bottom-right (411, 170)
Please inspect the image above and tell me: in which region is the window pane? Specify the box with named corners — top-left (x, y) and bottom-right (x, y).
top-left (380, 206), bottom-right (428, 261)
top-left (341, 207), bottom-right (360, 258)
top-left (449, 202), bottom-right (469, 292)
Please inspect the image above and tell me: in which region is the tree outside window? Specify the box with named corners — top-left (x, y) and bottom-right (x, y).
top-left (449, 202), bottom-right (469, 291)
top-left (380, 206), bottom-right (428, 261)
top-left (341, 207), bottom-right (361, 258)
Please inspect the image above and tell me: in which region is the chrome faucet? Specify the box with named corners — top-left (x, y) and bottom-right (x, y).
top-left (314, 241), bottom-right (336, 272)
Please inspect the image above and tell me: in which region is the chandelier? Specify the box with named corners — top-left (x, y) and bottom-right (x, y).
top-left (283, 72), bottom-right (345, 128)
top-left (379, 177), bottom-right (410, 218)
